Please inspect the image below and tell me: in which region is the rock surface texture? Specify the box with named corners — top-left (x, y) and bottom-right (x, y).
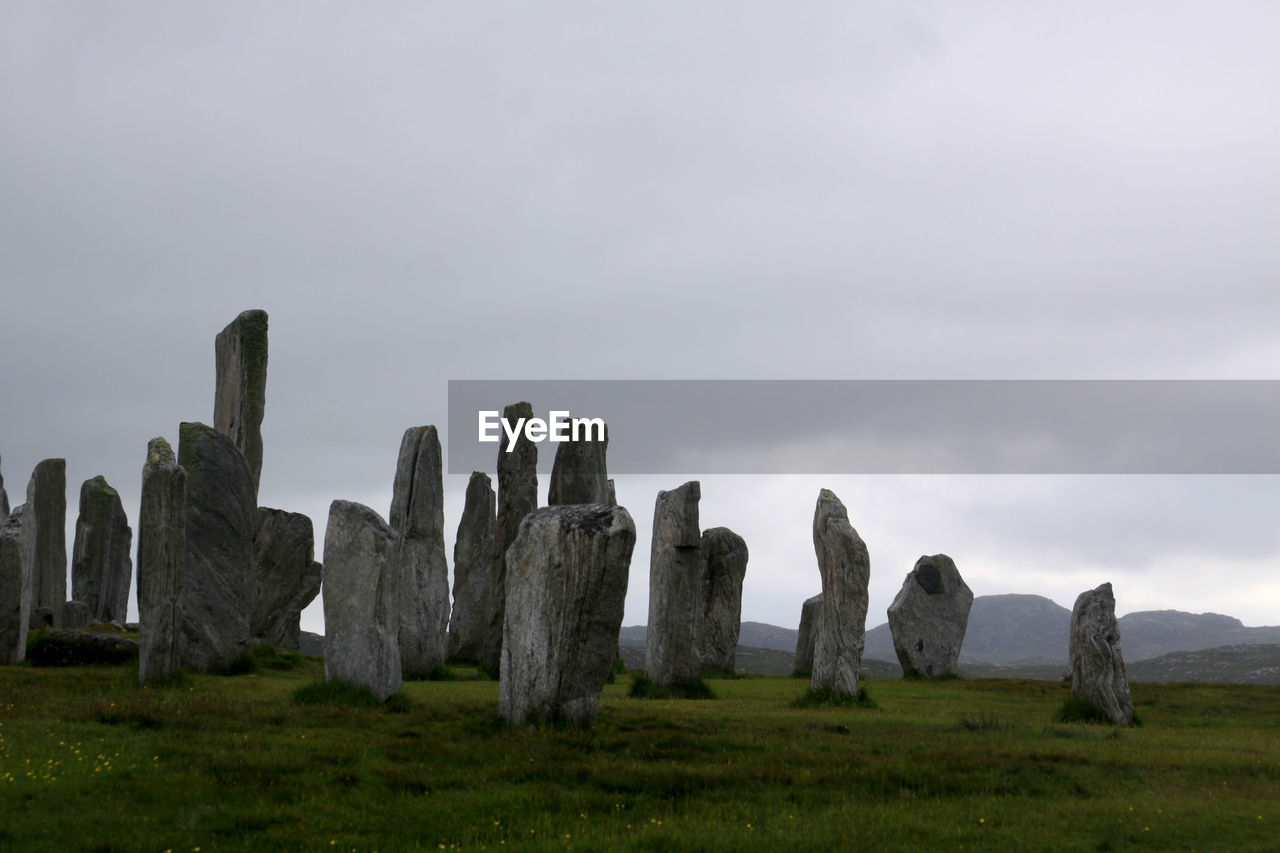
top-left (177, 422), bottom-right (255, 672)
top-left (0, 506), bottom-right (34, 664)
top-left (696, 527), bottom-right (748, 673)
top-left (252, 508), bottom-right (321, 650)
top-left (26, 459), bottom-right (67, 628)
top-left (447, 471), bottom-right (495, 663)
top-left (322, 500), bottom-right (402, 701)
top-left (547, 423), bottom-right (609, 505)
top-left (137, 438), bottom-right (187, 684)
top-left (645, 481), bottom-right (703, 686)
top-left (71, 475), bottom-right (134, 623)
top-left (1069, 582), bottom-right (1135, 725)
top-left (811, 489), bottom-right (870, 697)
top-left (499, 504), bottom-right (636, 727)
top-left (886, 554), bottom-right (973, 678)
top-left (794, 593), bottom-right (823, 674)
top-left (0, 451), bottom-right (9, 518)
top-left (213, 309), bottom-right (268, 498)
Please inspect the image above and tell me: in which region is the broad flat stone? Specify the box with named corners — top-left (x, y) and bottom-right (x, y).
top-left (794, 593), bottom-right (823, 673)
top-left (811, 489), bottom-right (870, 697)
top-left (448, 471), bottom-right (495, 663)
top-left (1069, 582), bottom-right (1135, 725)
top-left (887, 554), bottom-right (973, 678)
top-left (252, 508), bottom-right (321, 650)
top-left (213, 309), bottom-right (268, 498)
top-left (137, 437), bottom-right (187, 685)
top-left (71, 475), bottom-right (133, 623)
top-left (548, 423), bottom-right (609, 505)
top-left (26, 459), bottom-right (67, 628)
top-left (499, 504), bottom-right (635, 727)
top-left (0, 506), bottom-right (34, 664)
top-left (645, 481), bottom-right (703, 686)
top-left (697, 527), bottom-right (748, 673)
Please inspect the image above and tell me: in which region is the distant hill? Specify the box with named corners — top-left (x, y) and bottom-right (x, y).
top-left (1124, 644), bottom-right (1280, 685)
top-left (1117, 611), bottom-right (1280, 662)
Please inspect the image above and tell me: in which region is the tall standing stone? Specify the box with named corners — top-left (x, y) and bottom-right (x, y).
top-left (697, 526), bottom-right (748, 674)
top-left (887, 554), bottom-right (973, 679)
top-left (252, 508), bottom-right (321, 650)
top-left (178, 422), bottom-right (255, 672)
top-left (137, 438), bottom-right (186, 685)
top-left (448, 471), bottom-right (495, 663)
top-left (794, 593), bottom-right (823, 674)
top-left (1069, 582), bottom-right (1134, 725)
top-left (389, 425), bottom-right (450, 678)
top-left (26, 458), bottom-right (67, 628)
top-left (71, 476), bottom-right (134, 623)
top-left (0, 506), bottom-right (34, 665)
top-left (482, 402), bottom-right (538, 675)
top-left (548, 423), bottom-right (609, 505)
top-left (811, 489), bottom-right (870, 698)
top-left (323, 500), bottom-right (401, 701)
top-left (645, 481), bottom-right (703, 686)
top-left (213, 309), bottom-right (268, 499)
top-left (499, 504), bottom-right (636, 727)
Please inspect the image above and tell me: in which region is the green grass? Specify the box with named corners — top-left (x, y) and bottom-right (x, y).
top-left (2, 661), bottom-right (1279, 851)
top-left (627, 674), bottom-right (716, 700)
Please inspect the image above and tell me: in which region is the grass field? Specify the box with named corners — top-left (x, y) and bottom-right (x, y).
top-left (2, 656), bottom-right (1278, 852)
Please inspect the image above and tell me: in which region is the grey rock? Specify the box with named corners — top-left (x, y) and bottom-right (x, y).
top-left (213, 309), bottom-right (268, 499)
top-left (389, 425), bottom-right (450, 678)
top-left (0, 450), bottom-right (9, 518)
top-left (63, 600), bottom-right (91, 629)
top-left (26, 459), bottom-right (67, 628)
top-left (29, 608), bottom-right (55, 630)
top-left (482, 402), bottom-right (538, 674)
top-left (548, 423), bottom-right (609, 505)
top-left (448, 471), bottom-right (495, 663)
top-left (887, 554), bottom-right (973, 678)
top-left (322, 500), bottom-right (402, 701)
top-left (137, 437), bottom-right (187, 685)
top-left (1069, 582), bottom-right (1134, 725)
top-left (26, 628), bottom-right (139, 666)
top-left (71, 475), bottom-right (134, 623)
top-left (178, 422), bottom-right (255, 672)
top-left (794, 593), bottom-right (823, 673)
top-left (811, 489), bottom-right (870, 697)
top-left (499, 504), bottom-right (635, 727)
top-left (645, 481), bottom-right (703, 686)
top-left (697, 527), bottom-right (748, 673)
top-left (0, 506), bottom-right (34, 664)
top-left (606, 479), bottom-right (617, 507)
top-left (252, 508), bottom-right (321, 650)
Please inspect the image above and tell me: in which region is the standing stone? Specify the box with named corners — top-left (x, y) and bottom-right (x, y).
top-left (794, 593), bottom-right (823, 673)
top-left (548, 423), bottom-right (609, 505)
top-left (71, 476), bottom-right (134, 623)
top-left (26, 459), bottom-right (67, 629)
top-left (323, 500), bottom-right (401, 701)
top-left (697, 527), bottom-right (748, 674)
top-left (0, 451), bottom-right (9, 519)
top-left (252, 508), bottom-right (321, 650)
top-left (645, 481), bottom-right (703, 686)
top-left (178, 422), bottom-right (255, 672)
top-left (481, 402), bottom-right (538, 675)
top-left (63, 600), bottom-right (91, 629)
top-left (0, 506), bottom-right (34, 664)
top-left (137, 438), bottom-right (186, 685)
top-left (887, 554), bottom-right (973, 678)
top-left (447, 471), bottom-right (495, 663)
top-left (389, 426), bottom-right (450, 678)
top-left (606, 479), bottom-right (617, 507)
top-left (811, 489), bottom-right (870, 698)
top-left (213, 309), bottom-right (268, 499)
top-left (1069, 582), bottom-right (1134, 725)
top-left (499, 504), bottom-right (636, 727)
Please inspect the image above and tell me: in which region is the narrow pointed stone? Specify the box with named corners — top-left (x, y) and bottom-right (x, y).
top-left (0, 506), bottom-right (34, 664)
top-left (548, 422), bottom-right (609, 505)
top-left (448, 471), bottom-right (495, 663)
top-left (26, 459), bottom-right (67, 628)
top-left (252, 508), bottom-right (321, 650)
top-left (645, 481), bottom-right (703, 686)
top-left (1069, 582), bottom-right (1134, 725)
top-left (811, 489), bottom-right (870, 698)
top-left (213, 309), bottom-right (268, 498)
top-left (71, 476), bottom-right (133, 623)
top-left (697, 527), bottom-right (748, 673)
top-left (138, 438), bottom-right (186, 685)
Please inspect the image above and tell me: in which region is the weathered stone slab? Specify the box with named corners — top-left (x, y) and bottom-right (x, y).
top-left (645, 481), bottom-right (703, 686)
top-left (322, 500), bottom-right (401, 701)
top-left (548, 423), bottom-right (609, 505)
top-left (697, 527), bottom-right (748, 673)
top-left (252, 508), bottom-right (321, 650)
top-left (482, 402), bottom-right (538, 674)
top-left (811, 489), bottom-right (870, 697)
top-left (27, 629), bottom-right (139, 666)
top-left (63, 600), bottom-right (91, 629)
top-left (213, 309), bottom-right (268, 498)
top-left (71, 475), bottom-right (134, 623)
top-left (499, 504), bottom-right (635, 727)
top-left (1069, 582), bottom-right (1134, 725)
top-left (0, 506), bottom-right (34, 664)
top-left (794, 593), bottom-right (823, 673)
top-left (177, 422), bottom-right (255, 672)
top-left (448, 471), bottom-right (495, 663)
top-left (137, 437), bottom-right (186, 685)
top-left (887, 554), bottom-right (973, 678)
top-left (606, 479), bottom-right (617, 507)
top-left (26, 459), bottom-right (67, 628)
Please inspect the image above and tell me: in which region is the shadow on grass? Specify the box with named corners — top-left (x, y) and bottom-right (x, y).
top-left (793, 685), bottom-right (878, 709)
top-left (628, 674), bottom-right (716, 700)
top-left (1054, 696), bottom-right (1141, 726)
top-left (293, 679), bottom-right (411, 711)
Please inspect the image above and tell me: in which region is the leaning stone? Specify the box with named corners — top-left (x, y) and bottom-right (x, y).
top-left (26, 459), bottom-right (67, 627)
top-left (499, 504), bottom-right (635, 727)
top-left (322, 500), bottom-right (401, 701)
top-left (548, 423), bottom-right (609, 505)
top-left (887, 554), bottom-right (973, 678)
top-left (137, 437), bottom-right (187, 685)
top-left (178, 422), bottom-right (255, 673)
top-left (811, 489), bottom-right (870, 698)
top-left (71, 476), bottom-right (134, 623)
top-left (0, 506), bottom-right (34, 664)
top-left (63, 600), bottom-right (91, 629)
top-left (213, 309), bottom-right (269, 499)
top-left (252, 508), bottom-right (321, 650)
top-left (1069, 582), bottom-right (1134, 725)
top-left (697, 527), bottom-right (748, 673)
top-left (645, 481), bottom-right (703, 686)
top-left (447, 471), bottom-right (495, 663)
top-left (481, 402), bottom-right (538, 674)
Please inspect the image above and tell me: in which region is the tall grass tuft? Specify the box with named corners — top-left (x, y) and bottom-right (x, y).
top-left (627, 674), bottom-right (716, 700)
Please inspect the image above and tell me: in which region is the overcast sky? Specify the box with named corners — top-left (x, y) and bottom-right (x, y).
top-left (2, 3), bottom-right (1278, 637)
